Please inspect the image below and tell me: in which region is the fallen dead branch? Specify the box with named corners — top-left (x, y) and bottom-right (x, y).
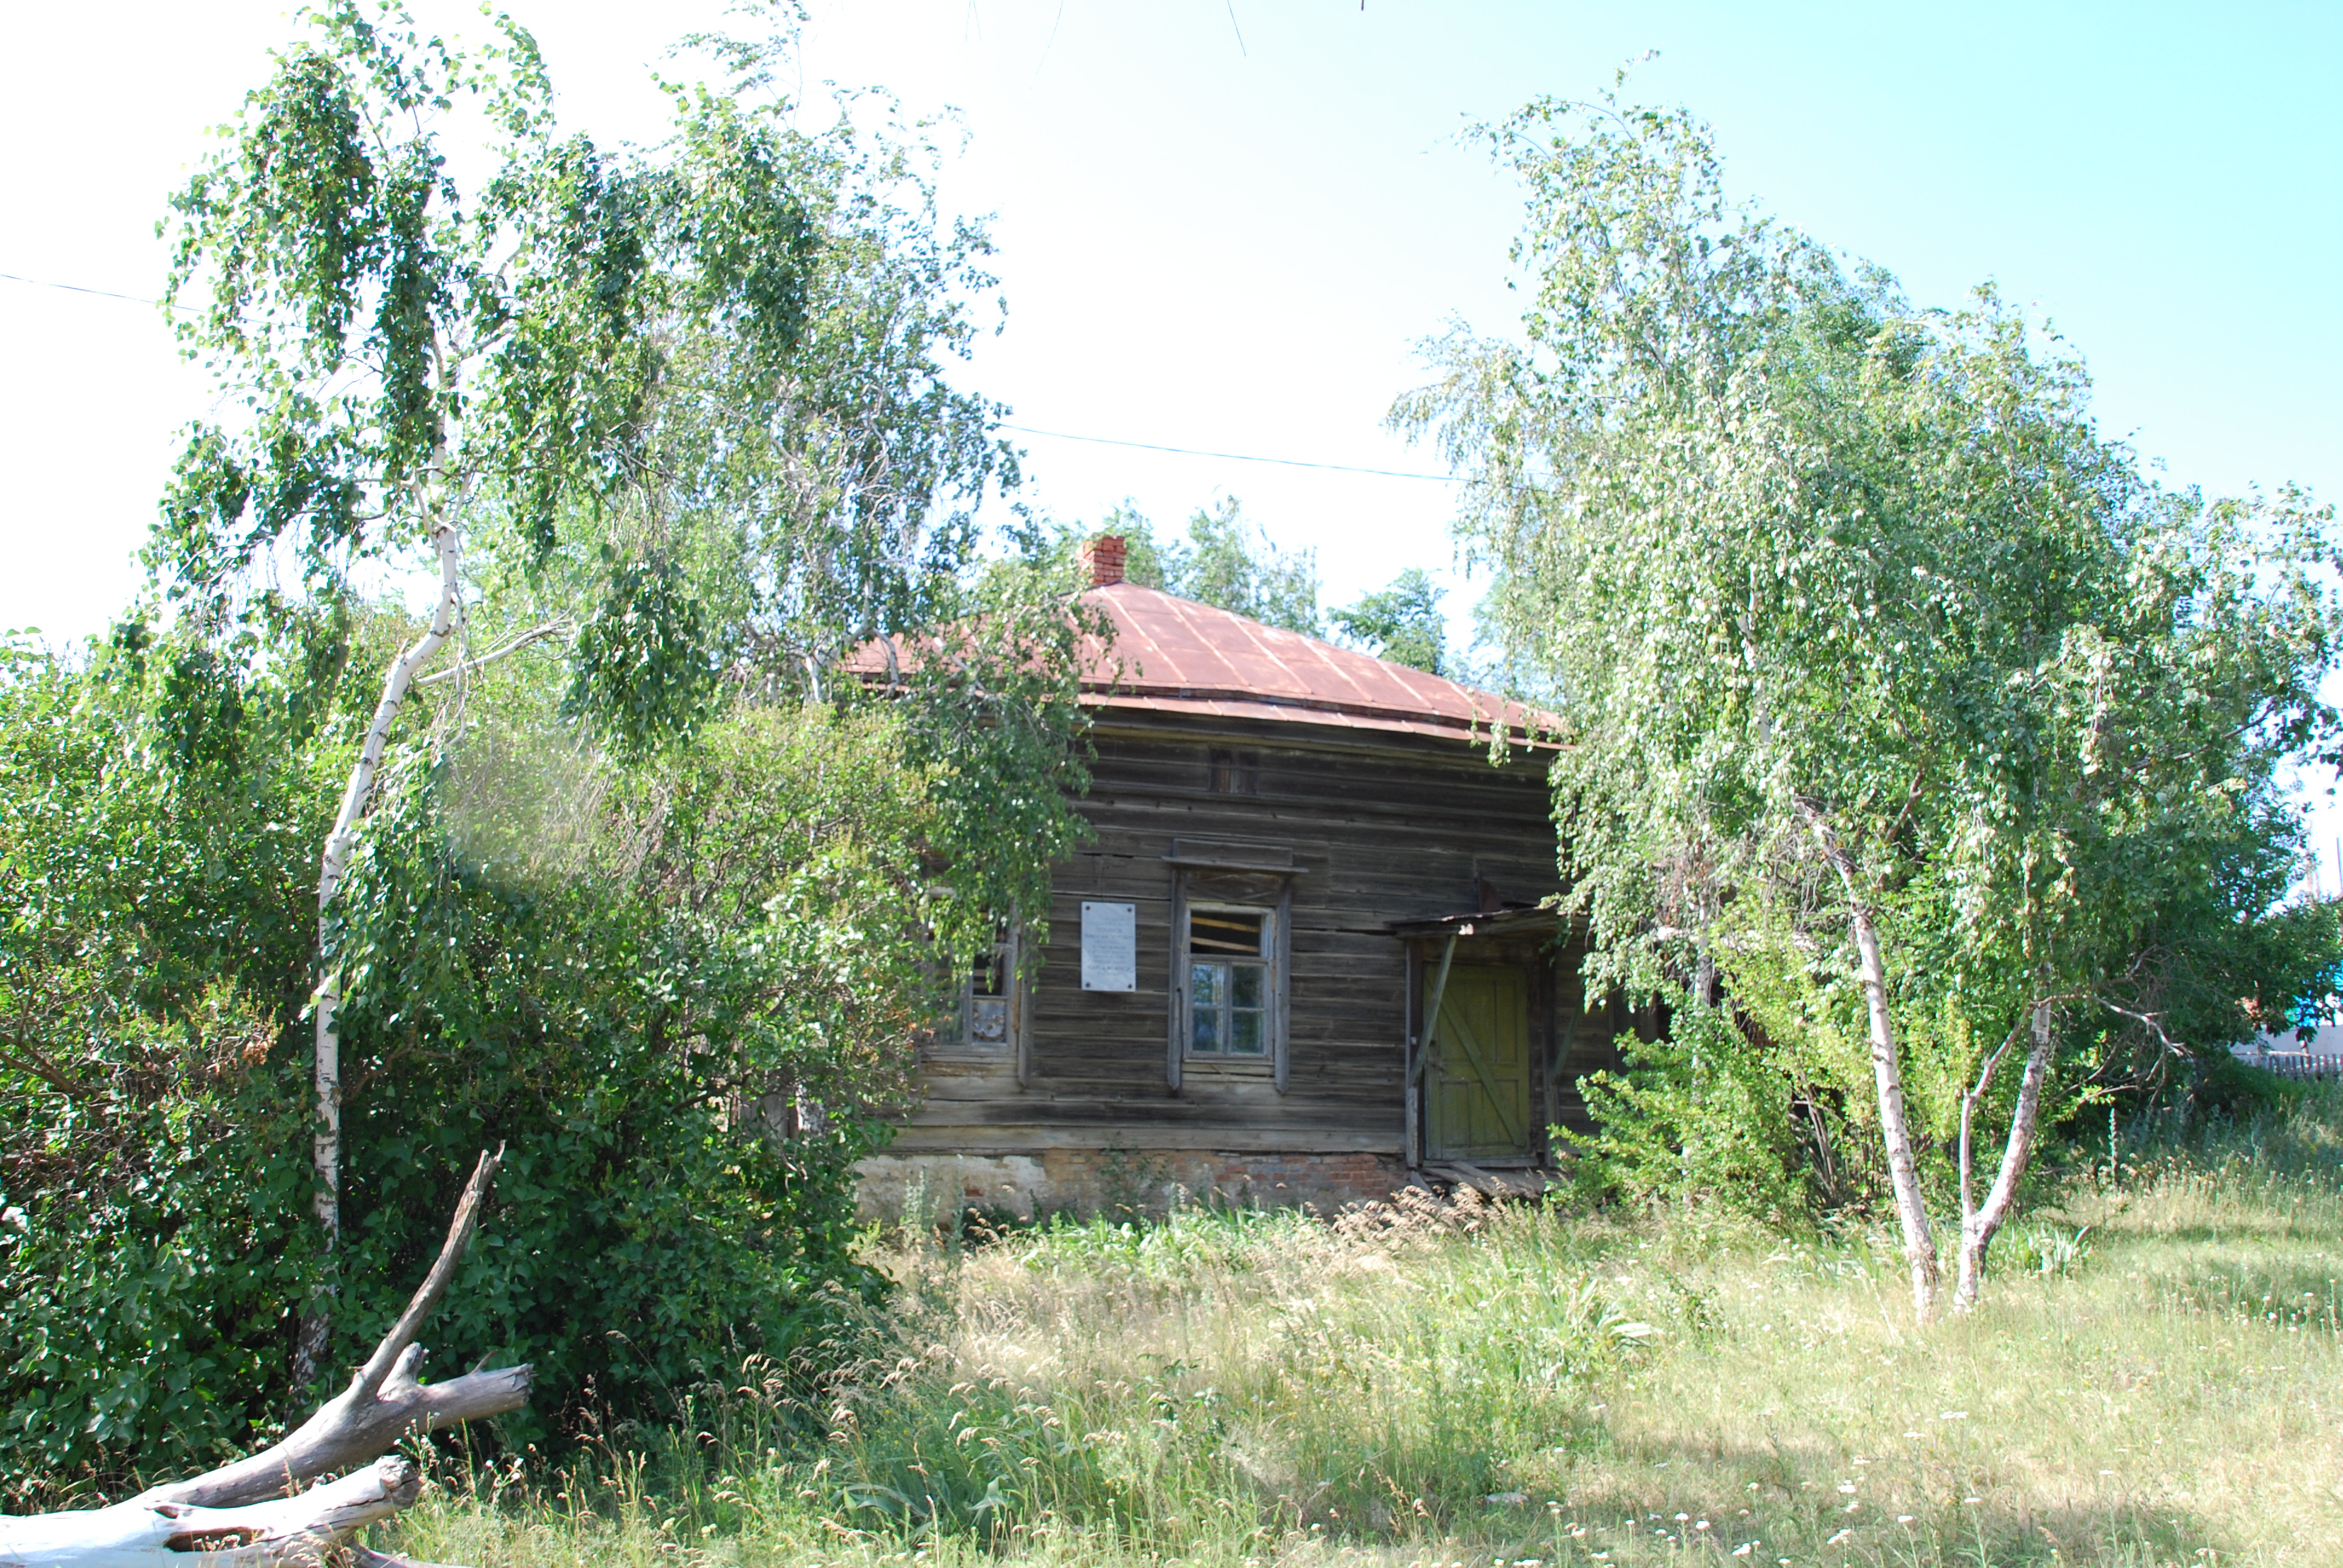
top-left (0, 1148), bottom-right (529, 1567)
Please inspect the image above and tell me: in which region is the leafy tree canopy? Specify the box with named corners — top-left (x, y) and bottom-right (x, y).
top-left (2, 0), bottom-right (1096, 1493)
top-left (1057, 498), bottom-right (1321, 635)
top-left (1329, 567), bottom-right (1446, 675)
top-left (1397, 86), bottom-right (2342, 1315)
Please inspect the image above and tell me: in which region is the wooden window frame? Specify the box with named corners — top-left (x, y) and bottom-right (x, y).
top-left (1183, 902), bottom-right (1276, 1060)
top-left (1167, 872), bottom-right (1293, 1093)
top-left (923, 925), bottom-right (1029, 1079)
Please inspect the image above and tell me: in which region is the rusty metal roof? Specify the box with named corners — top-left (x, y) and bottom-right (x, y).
top-left (1079, 583), bottom-right (1557, 745)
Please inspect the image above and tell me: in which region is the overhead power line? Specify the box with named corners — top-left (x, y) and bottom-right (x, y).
top-left (998, 422), bottom-right (1457, 482)
top-left (0, 270), bottom-right (169, 307)
top-left (1, 267), bottom-right (1466, 485)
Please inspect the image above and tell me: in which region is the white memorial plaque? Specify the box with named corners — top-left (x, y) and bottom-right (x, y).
top-left (1080, 900), bottom-right (1137, 991)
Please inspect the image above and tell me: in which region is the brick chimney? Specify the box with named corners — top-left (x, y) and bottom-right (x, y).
top-left (1078, 534), bottom-right (1127, 588)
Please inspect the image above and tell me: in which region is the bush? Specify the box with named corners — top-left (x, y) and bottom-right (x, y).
top-left (0, 638), bottom-right (962, 1498)
top-left (2180, 1049), bottom-right (2309, 1122)
top-left (0, 1057), bottom-right (314, 1500)
top-left (1573, 999), bottom-right (1813, 1221)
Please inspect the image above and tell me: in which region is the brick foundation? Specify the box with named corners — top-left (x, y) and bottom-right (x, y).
top-left (854, 1146), bottom-right (1412, 1221)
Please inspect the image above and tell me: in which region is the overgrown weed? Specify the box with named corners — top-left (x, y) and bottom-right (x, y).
top-left (380, 1091), bottom-right (2343, 1566)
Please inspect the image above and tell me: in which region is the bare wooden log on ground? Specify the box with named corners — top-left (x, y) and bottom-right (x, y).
top-left (0, 1456), bottom-right (420, 1567)
top-left (0, 1149), bottom-right (529, 1567)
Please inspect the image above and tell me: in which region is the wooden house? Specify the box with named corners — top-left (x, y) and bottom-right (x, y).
top-left (854, 537), bottom-right (1617, 1217)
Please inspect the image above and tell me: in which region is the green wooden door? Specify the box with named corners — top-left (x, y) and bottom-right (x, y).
top-left (1426, 964), bottom-right (1533, 1161)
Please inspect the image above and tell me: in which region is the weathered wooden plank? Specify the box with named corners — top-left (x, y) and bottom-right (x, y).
top-left (902, 711), bottom-right (1570, 1152)
top-left (1093, 773), bottom-right (1548, 814)
top-left (888, 1122), bottom-right (1404, 1155)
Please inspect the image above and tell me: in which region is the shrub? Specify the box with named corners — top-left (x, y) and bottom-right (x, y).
top-left (2181, 1049), bottom-right (2309, 1121)
top-left (1573, 1000), bottom-right (1812, 1221)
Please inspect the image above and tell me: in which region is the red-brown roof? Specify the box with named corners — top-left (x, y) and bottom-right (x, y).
top-left (1078, 583), bottom-right (1556, 745)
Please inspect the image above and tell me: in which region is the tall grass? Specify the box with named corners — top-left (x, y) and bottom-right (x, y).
top-left (382, 1090), bottom-right (2343, 1567)
top-left (822, 1190), bottom-right (1653, 1549)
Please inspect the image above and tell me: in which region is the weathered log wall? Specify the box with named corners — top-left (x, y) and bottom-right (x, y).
top-left (865, 711), bottom-right (1597, 1214)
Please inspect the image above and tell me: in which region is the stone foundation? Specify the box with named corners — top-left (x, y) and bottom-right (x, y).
top-left (853, 1146), bottom-right (1412, 1222)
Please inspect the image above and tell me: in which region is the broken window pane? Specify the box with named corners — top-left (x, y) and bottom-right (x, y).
top-left (1189, 909), bottom-right (1265, 956)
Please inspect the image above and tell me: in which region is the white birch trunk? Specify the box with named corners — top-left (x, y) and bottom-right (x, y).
top-left (1847, 898), bottom-right (1941, 1321)
top-left (1807, 809), bottom-right (1939, 1321)
top-left (298, 512), bottom-right (465, 1382)
top-left (1953, 998), bottom-right (2057, 1313)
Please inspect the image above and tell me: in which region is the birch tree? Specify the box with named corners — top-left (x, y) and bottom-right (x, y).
top-left (154, 0), bottom-right (1019, 1379)
top-left (1396, 91), bottom-right (2338, 1319)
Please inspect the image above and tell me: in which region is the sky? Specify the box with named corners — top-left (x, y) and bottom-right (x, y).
top-left (4, 1), bottom-right (2340, 851)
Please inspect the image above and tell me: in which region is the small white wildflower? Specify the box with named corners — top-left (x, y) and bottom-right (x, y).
top-left (1837, 1483), bottom-right (1857, 1494)
top-left (1731, 1546), bottom-right (1754, 1559)
top-left (1939, 1410), bottom-right (1968, 1420)
top-left (1695, 1520), bottom-right (1711, 1531)
top-left (1962, 1496), bottom-right (1982, 1504)
top-left (1826, 1529), bottom-right (1853, 1546)
top-left (1897, 1514), bottom-right (1916, 1524)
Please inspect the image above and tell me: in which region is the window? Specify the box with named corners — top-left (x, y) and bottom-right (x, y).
top-left (1208, 748), bottom-right (1259, 795)
top-left (1185, 906), bottom-right (1272, 1057)
top-left (931, 929), bottom-right (1019, 1053)
top-left (1166, 864), bottom-right (1293, 1091)
top-left (962, 947), bottom-right (1013, 1045)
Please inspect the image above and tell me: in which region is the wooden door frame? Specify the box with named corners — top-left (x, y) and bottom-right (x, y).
top-left (1404, 933), bottom-right (1561, 1169)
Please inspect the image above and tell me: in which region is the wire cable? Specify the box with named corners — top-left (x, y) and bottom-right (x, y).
top-left (0, 270), bottom-right (168, 307)
top-left (998, 422), bottom-right (1455, 482)
top-left (1, 268), bottom-right (1469, 485)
